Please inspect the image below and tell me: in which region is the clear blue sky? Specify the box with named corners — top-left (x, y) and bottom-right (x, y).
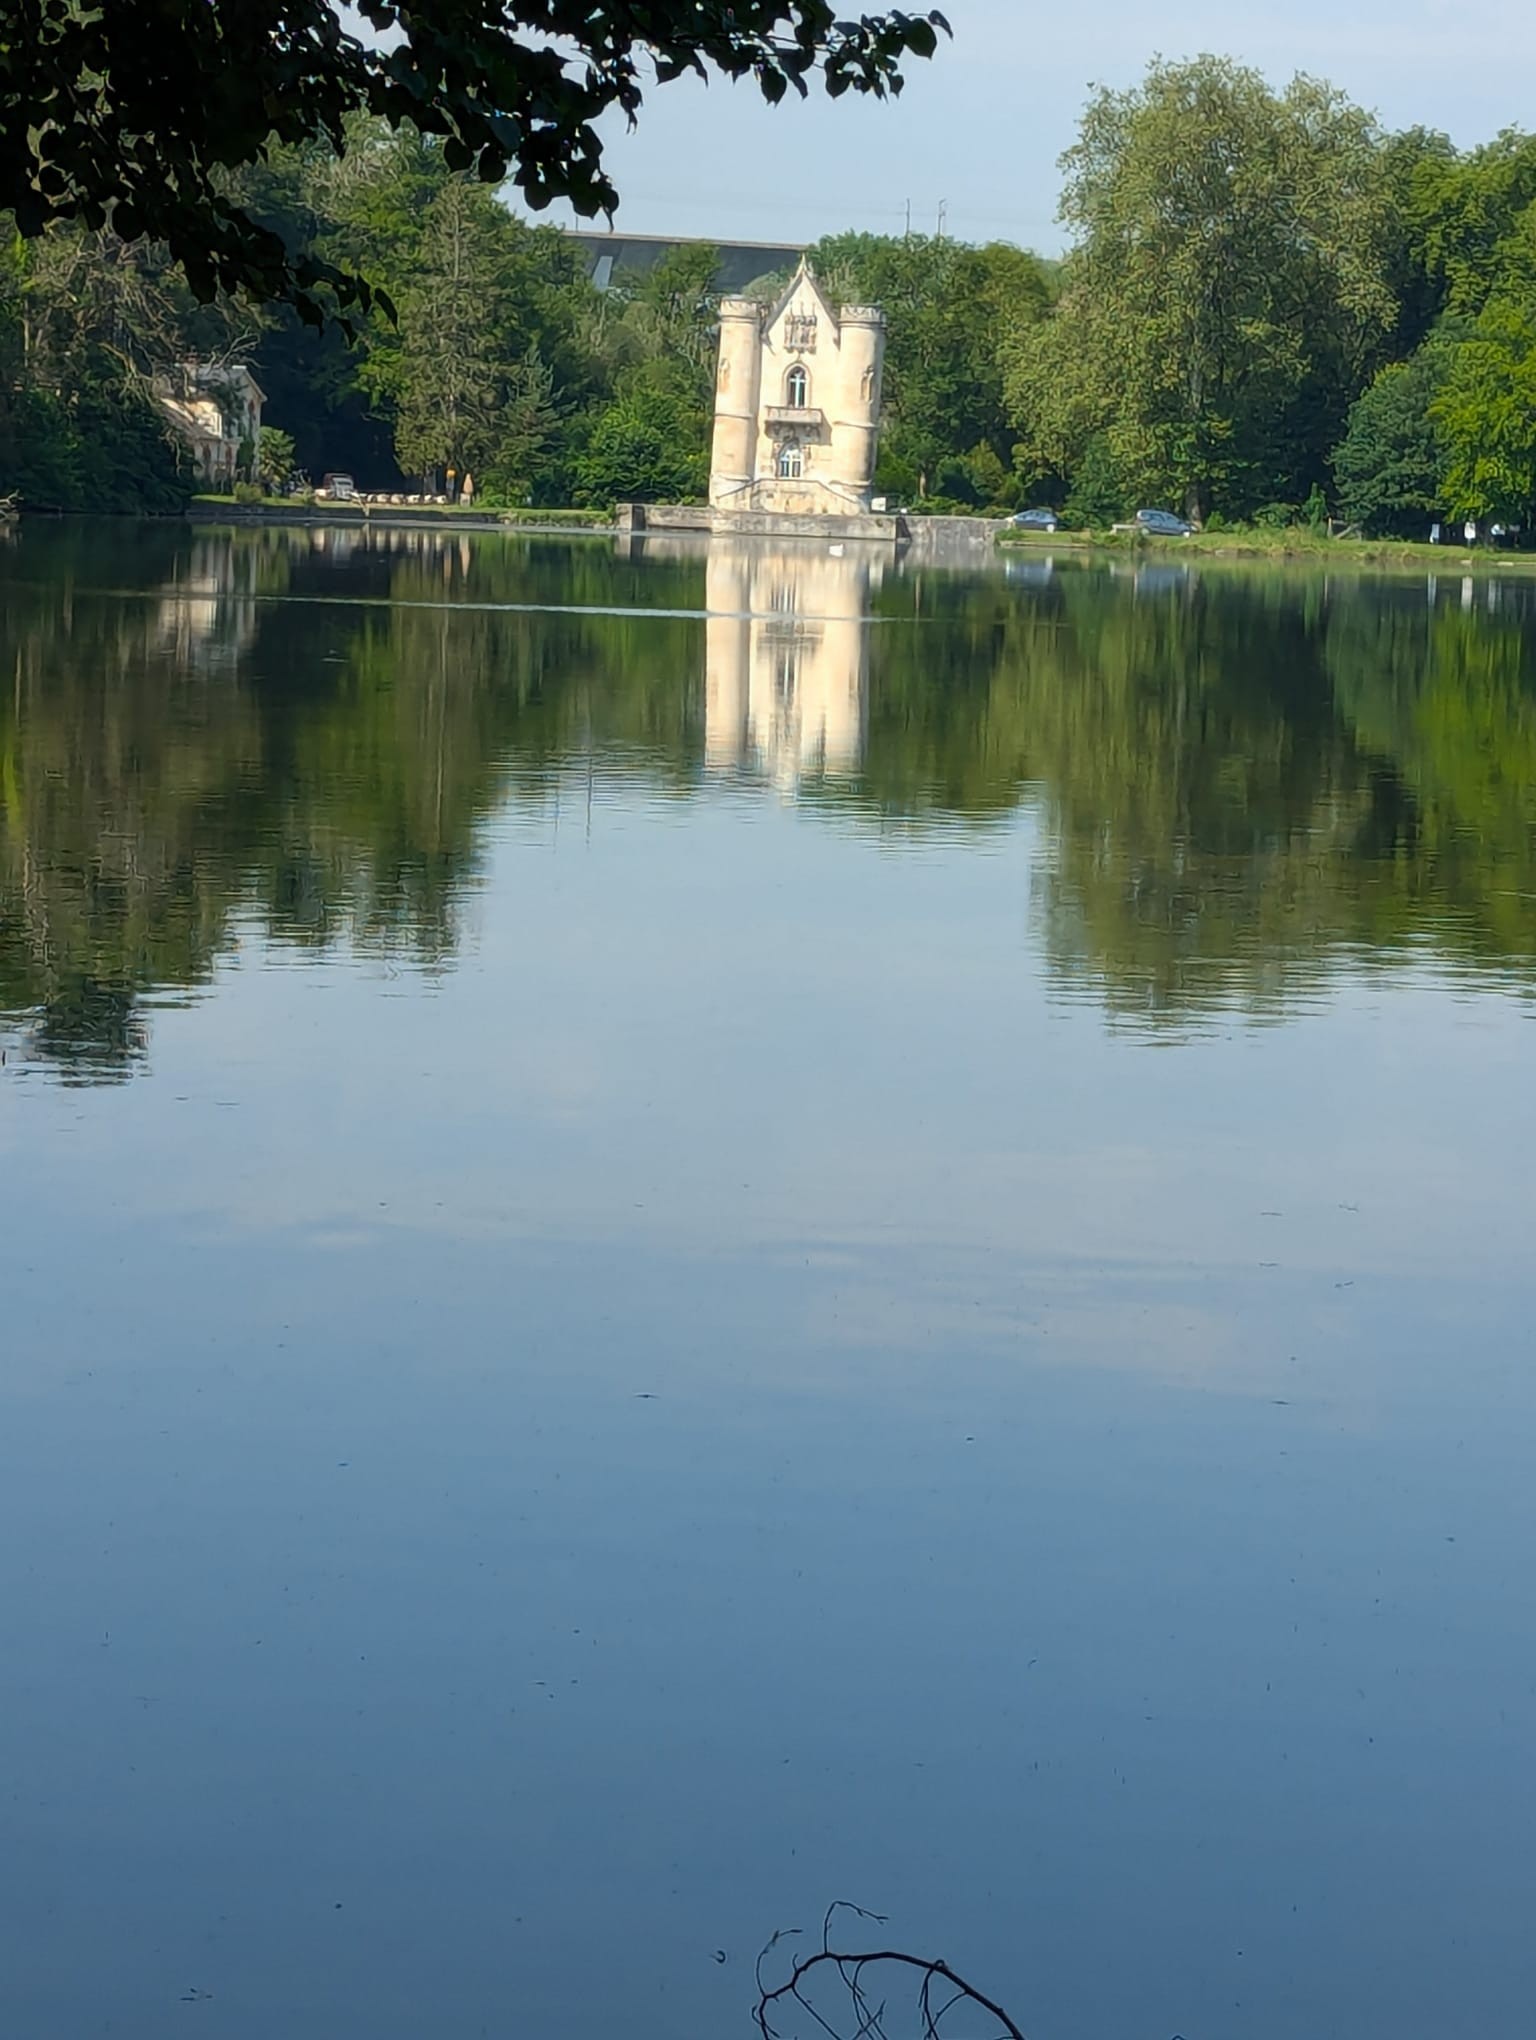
top-left (534, 0), bottom-right (1535, 254)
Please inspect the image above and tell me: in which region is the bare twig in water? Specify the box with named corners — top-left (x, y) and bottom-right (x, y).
top-left (755, 1904), bottom-right (1025, 2040)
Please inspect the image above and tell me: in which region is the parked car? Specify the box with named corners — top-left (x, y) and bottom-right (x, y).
top-left (321, 472), bottom-right (357, 501)
top-left (1011, 507), bottom-right (1060, 532)
top-left (1134, 507), bottom-right (1194, 537)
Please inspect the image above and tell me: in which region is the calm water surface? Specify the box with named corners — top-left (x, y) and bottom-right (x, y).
top-left (2, 522), bottom-right (1534, 2040)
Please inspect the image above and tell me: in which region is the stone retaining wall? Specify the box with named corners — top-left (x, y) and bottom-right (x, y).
top-left (618, 502), bottom-right (900, 544)
top-left (898, 514), bottom-right (1008, 553)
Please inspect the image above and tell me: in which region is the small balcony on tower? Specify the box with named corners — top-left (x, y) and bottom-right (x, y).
top-left (763, 404), bottom-right (825, 429)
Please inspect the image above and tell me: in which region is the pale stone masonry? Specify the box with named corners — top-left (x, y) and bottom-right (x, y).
top-left (152, 363), bottom-right (265, 489)
top-left (709, 260), bottom-right (885, 516)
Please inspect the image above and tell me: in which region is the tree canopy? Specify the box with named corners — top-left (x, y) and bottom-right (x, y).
top-left (16, 46), bottom-right (1536, 533)
top-left (0, 0), bottom-right (947, 318)
top-left (1332, 345), bottom-right (1450, 536)
top-left (1006, 57), bottom-right (1396, 524)
top-left (805, 231), bottom-right (1052, 501)
top-left (0, 122), bottom-right (1055, 513)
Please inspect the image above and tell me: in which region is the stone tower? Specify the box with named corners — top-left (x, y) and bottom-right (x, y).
top-left (708, 260), bottom-right (886, 517)
top-left (709, 298), bottom-right (764, 511)
top-left (830, 306), bottom-right (884, 504)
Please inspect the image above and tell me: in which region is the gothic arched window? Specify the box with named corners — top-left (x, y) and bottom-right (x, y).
top-left (777, 442), bottom-right (804, 479)
top-left (786, 365), bottom-right (810, 409)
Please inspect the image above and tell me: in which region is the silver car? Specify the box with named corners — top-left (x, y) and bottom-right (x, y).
top-left (1134, 507), bottom-right (1193, 536)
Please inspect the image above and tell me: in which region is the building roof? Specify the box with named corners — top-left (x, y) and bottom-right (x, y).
top-left (563, 231), bottom-right (806, 295)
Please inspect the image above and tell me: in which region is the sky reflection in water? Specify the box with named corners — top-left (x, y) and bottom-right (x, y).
top-left (1, 524), bottom-right (1533, 2040)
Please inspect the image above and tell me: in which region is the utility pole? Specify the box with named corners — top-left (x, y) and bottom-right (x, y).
top-left (904, 197), bottom-right (912, 238)
top-left (936, 199), bottom-right (948, 241)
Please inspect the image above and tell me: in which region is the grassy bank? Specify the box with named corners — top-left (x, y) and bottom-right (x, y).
top-left (998, 523), bottom-right (1536, 571)
top-left (192, 495), bottom-right (614, 530)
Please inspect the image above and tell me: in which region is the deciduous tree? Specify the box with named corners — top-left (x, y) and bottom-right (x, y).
top-left (575, 383), bottom-right (707, 505)
top-left (1008, 57), bottom-right (1396, 522)
top-left (811, 231), bottom-right (1050, 497)
top-left (1332, 338), bottom-right (1453, 535)
top-left (1433, 297), bottom-right (1536, 525)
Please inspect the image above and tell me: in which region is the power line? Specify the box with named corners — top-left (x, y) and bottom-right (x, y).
top-left (534, 190), bottom-right (1061, 248)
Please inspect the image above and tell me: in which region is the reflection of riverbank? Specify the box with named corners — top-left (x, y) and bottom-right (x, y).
top-left (5, 520), bottom-right (1536, 1083)
top-left (1000, 529), bottom-right (1536, 576)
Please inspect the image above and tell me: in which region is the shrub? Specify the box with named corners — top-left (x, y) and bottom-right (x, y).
top-left (873, 451), bottom-right (919, 503)
top-left (933, 456), bottom-right (981, 506)
top-left (259, 427), bottom-right (298, 491)
top-left (575, 386), bottom-right (707, 507)
top-left (1061, 433), bottom-right (1127, 528)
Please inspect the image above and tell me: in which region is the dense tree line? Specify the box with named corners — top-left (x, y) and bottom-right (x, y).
top-left (1010, 57), bottom-right (1536, 535)
top-left (0, 122), bottom-right (1055, 514)
top-left (11, 57), bottom-right (1536, 528)
top-left (0, 126), bottom-right (728, 510)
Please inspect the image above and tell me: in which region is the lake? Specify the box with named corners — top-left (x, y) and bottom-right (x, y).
top-left (1, 520), bottom-right (1534, 2040)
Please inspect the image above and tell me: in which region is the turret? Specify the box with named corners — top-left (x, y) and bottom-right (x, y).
top-left (832, 306), bottom-right (886, 507)
top-left (709, 299), bottom-right (763, 509)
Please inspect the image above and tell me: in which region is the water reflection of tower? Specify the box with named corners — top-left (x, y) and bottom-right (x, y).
top-left (704, 542), bottom-right (879, 789)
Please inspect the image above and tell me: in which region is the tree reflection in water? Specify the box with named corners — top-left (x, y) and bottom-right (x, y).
top-left (2, 520), bottom-right (1534, 1079)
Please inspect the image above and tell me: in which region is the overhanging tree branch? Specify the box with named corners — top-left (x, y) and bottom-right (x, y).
top-left (755, 1905), bottom-right (1027, 2040)
top-left (0, 0), bottom-right (949, 321)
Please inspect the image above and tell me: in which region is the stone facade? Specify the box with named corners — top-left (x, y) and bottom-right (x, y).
top-left (709, 260), bottom-right (885, 517)
top-left (153, 363), bottom-right (264, 489)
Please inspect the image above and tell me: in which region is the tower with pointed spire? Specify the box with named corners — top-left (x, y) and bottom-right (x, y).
top-left (708, 260), bottom-right (886, 516)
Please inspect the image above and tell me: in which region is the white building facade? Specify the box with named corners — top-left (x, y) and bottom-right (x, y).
top-left (152, 363), bottom-right (265, 490)
top-left (709, 262), bottom-right (885, 517)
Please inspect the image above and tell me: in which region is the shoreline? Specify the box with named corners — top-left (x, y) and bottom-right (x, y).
top-left (999, 528), bottom-right (1536, 574)
top-left (14, 505), bottom-right (1530, 577)
top-left (188, 498), bottom-right (615, 536)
